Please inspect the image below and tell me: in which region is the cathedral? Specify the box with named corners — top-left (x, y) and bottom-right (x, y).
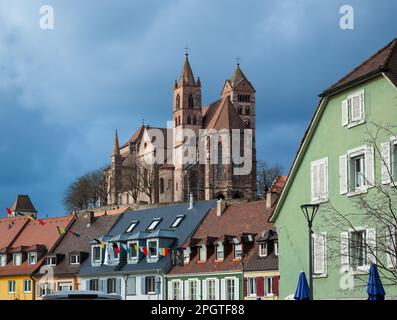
top-left (106, 54), bottom-right (257, 206)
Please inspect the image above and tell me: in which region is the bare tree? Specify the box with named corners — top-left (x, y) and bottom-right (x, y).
top-left (256, 160), bottom-right (283, 196)
top-left (122, 162), bottom-right (140, 204)
top-left (136, 160), bottom-right (158, 204)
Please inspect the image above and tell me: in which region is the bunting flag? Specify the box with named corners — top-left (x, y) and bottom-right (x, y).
top-left (113, 243), bottom-right (120, 254)
top-left (27, 214), bottom-right (36, 221)
top-left (126, 246), bottom-right (130, 255)
top-left (133, 243), bottom-right (138, 252)
top-left (159, 248), bottom-right (170, 256)
top-left (140, 246), bottom-right (148, 256)
top-left (70, 231), bottom-right (80, 238)
top-left (6, 208), bottom-right (12, 217)
top-left (91, 237), bottom-right (105, 248)
top-left (38, 219), bottom-right (46, 226)
top-left (101, 240), bottom-right (105, 249)
top-left (57, 226), bottom-right (66, 235)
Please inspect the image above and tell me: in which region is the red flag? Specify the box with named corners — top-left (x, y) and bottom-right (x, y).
top-left (38, 219), bottom-right (46, 226)
top-left (6, 208), bottom-right (12, 217)
top-left (140, 246), bottom-right (148, 256)
top-left (113, 243), bottom-right (120, 254)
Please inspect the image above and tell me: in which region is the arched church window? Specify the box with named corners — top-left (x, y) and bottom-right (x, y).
top-left (188, 94), bottom-right (194, 108)
top-left (217, 141), bottom-right (223, 179)
top-left (238, 106), bottom-right (242, 115)
top-left (159, 178), bottom-right (164, 194)
top-left (245, 106), bottom-right (250, 115)
top-left (187, 115), bottom-right (191, 125)
top-left (176, 94), bottom-right (181, 109)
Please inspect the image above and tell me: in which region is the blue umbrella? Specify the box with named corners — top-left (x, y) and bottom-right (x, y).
top-left (367, 264), bottom-right (386, 300)
top-left (294, 271), bottom-right (310, 300)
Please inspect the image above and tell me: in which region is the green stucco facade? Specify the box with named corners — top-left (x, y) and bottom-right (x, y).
top-left (273, 75), bottom-right (397, 299)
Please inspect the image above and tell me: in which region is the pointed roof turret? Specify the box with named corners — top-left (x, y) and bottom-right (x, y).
top-left (178, 54), bottom-right (196, 87)
top-left (113, 130), bottom-right (120, 156)
top-left (230, 63), bottom-right (248, 87)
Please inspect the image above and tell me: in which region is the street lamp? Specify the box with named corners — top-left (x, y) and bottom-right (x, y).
top-left (300, 203), bottom-right (319, 300)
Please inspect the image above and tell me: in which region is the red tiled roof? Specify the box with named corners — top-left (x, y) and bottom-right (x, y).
top-left (0, 215), bottom-right (74, 277)
top-left (93, 207), bottom-right (129, 217)
top-left (270, 176), bottom-right (288, 194)
top-left (0, 217), bottom-right (29, 250)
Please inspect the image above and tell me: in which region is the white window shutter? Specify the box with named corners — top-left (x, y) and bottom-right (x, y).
top-left (168, 281), bottom-right (173, 300)
top-left (202, 279), bottom-right (207, 300)
top-left (220, 279), bottom-right (226, 300)
top-left (359, 90), bottom-right (365, 120)
top-left (342, 99), bottom-right (349, 126)
top-left (214, 279), bottom-right (220, 300)
top-left (184, 280), bottom-right (189, 300)
top-left (319, 160), bottom-right (328, 200)
top-left (196, 279), bottom-right (201, 300)
top-left (366, 228), bottom-right (376, 265)
top-left (234, 278), bottom-right (240, 300)
top-left (339, 155), bottom-right (348, 194)
top-left (351, 95), bottom-right (362, 121)
top-left (313, 234), bottom-right (326, 275)
top-left (365, 146), bottom-right (375, 186)
top-left (311, 162), bottom-right (319, 202)
top-left (381, 142), bottom-right (391, 184)
top-left (386, 226), bottom-right (396, 269)
top-left (340, 232), bottom-right (350, 272)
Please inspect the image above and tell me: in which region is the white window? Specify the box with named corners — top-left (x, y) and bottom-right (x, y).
top-left (274, 241), bottom-right (279, 256)
top-left (225, 278), bottom-right (235, 300)
top-left (145, 276), bottom-right (156, 294)
top-left (8, 280), bottom-right (16, 294)
top-left (183, 248), bottom-right (191, 264)
top-left (171, 215), bottom-right (185, 228)
top-left (312, 233), bottom-right (327, 276)
top-left (107, 278), bottom-right (116, 294)
top-left (311, 158), bottom-right (328, 203)
top-left (126, 277), bottom-right (136, 295)
top-left (147, 239), bottom-right (159, 259)
top-left (234, 244), bottom-right (243, 260)
top-left (126, 221), bottom-right (138, 233)
top-left (259, 243), bottom-right (267, 257)
top-left (39, 283), bottom-right (53, 296)
top-left (188, 280), bottom-right (198, 300)
top-left (341, 90), bottom-right (365, 127)
top-left (28, 252), bottom-right (37, 265)
top-left (58, 283), bottom-right (73, 291)
top-left (70, 254), bottom-right (80, 265)
top-left (89, 279), bottom-right (99, 291)
top-left (265, 277), bottom-right (274, 296)
top-left (340, 146), bottom-right (374, 195)
top-left (0, 255), bottom-right (7, 267)
top-left (45, 256), bottom-right (57, 266)
top-left (199, 245), bottom-right (207, 262)
top-left (23, 279), bottom-right (31, 293)
top-left (341, 228), bottom-right (376, 272)
top-left (247, 278), bottom-right (257, 296)
top-left (170, 280), bottom-right (182, 300)
top-left (147, 218), bottom-right (161, 231)
top-left (92, 245), bottom-right (102, 264)
top-left (381, 139), bottom-right (397, 185)
top-left (13, 253), bottom-right (22, 266)
top-left (127, 241), bottom-right (139, 260)
top-left (216, 243), bottom-right (224, 260)
top-left (386, 226), bottom-right (397, 269)
top-left (206, 279), bottom-right (216, 300)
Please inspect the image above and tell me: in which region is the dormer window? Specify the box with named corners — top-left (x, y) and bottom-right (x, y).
top-left (234, 244), bottom-right (243, 260)
top-left (0, 255), bottom-right (7, 267)
top-left (45, 256), bottom-right (56, 266)
top-left (28, 252), bottom-right (37, 265)
top-left (259, 242), bottom-right (268, 257)
top-left (128, 241), bottom-right (139, 260)
top-left (183, 248), bottom-right (191, 264)
top-left (147, 218), bottom-right (161, 231)
top-left (147, 239), bottom-right (159, 262)
top-left (198, 245), bottom-right (207, 262)
top-left (70, 254), bottom-right (80, 265)
top-left (216, 243), bottom-right (224, 260)
top-left (171, 215), bottom-right (185, 228)
top-left (13, 253), bottom-right (22, 266)
top-left (92, 245), bottom-right (102, 265)
top-left (126, 221), bottom-right (138, 233)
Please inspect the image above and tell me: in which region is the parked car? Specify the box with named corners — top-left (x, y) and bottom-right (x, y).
top-left (42, 290), bottom-right (122, 300)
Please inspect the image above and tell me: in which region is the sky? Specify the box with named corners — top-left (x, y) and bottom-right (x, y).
top-left (1, 0), bottom-right (397, 216)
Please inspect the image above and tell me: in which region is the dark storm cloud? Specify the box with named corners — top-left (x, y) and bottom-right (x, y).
top-left (0, 0), bottom-right (396, 215)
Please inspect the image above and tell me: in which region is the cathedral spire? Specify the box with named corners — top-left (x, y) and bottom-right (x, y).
top-left (178, 54), bottom-right (196, 87)
top-left (113, 130), bottom-right (120, 156)
top-left (230, 63), bottom-right (248, 87)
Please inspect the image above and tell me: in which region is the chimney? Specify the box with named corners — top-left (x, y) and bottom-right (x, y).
top-left (85, 211), bottom-right (95, 227)
top-left (266, 191), bottom-right (280, 209)
top-left (216, 199), bottom-right (226, 217)
top-left (188, 193), bottom-right (194, 210)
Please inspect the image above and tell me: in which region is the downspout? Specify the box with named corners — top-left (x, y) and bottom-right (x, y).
top-left (159, 269), bottom-right (165, 300)
top-left (28, 273), bottom-right (36, 300)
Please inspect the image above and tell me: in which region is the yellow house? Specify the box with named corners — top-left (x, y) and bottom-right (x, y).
top-left (0, 275), bottom-right (34, 300)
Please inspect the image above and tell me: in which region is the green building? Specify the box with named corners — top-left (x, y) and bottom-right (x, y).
top-left (271, 39), bottom-right (397, 299)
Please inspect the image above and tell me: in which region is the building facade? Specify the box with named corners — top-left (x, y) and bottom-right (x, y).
top-left (271, 39), bottom-right (397, 299)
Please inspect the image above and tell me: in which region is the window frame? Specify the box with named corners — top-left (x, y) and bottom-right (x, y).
top-left (234, 243), bottom-right (243, 260)
top-left (225, 278), bottom-right (235, 300)
top-left (146, 276), bottom-right (156, 295)
top-left (146, 238), bottom-right (159, 261)
top-left (45, 255), bottom-right (57, 267)
top-left (13, 253), bottom-right (22, 266)
top-left (247, 277), bottom-right (257, 296)
top-left (310, 157), bottom-right (329, 204)
top-left (342, 89), bottom-right (365, 128)
top-left (91, 245), bottom-right (102, 265)
top-left (0, 254), bottom-right (7, 267)
top-left (126, 221), bottom-right (138, 233)
top-left (259, 242), bottom-right (268, 257)
top-left (23, 279), bottom-right (32, 293)
top-left (127, 241), bottom-right (139, 261)
top-left (28, 252), bottom-right (37, 265)
top-left (170, 215), bottom-right (185, 228)
top-left (8, 280), bottom-right (16, 294)
top-left (216, 242), bottom-right (224, 261)
top-left (69, 253), bottom-right (80, 265)
top-left (206, 278), bottom-right (216, 300)
top-left (198, 245), bottom-right (207, 262)
top-left (147, 218), bottom-right (161, 231)
top-left (265, 277), bottom-right (274, 296)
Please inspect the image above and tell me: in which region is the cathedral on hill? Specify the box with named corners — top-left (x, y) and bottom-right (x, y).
top-left (105, 54), bottom-right (257, 205)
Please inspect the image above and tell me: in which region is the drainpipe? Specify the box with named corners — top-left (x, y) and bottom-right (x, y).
top-left (28, 273), bottom-right (36, 301)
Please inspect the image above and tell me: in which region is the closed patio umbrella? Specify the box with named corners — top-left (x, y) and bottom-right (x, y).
top-left (367, 264), bottom-right (385, 300)
top-left (294, 272), bottom-right (310, 300)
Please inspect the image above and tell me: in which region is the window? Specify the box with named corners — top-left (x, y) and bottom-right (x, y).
top-left (159, 178), bottom-right (165, 194)
top-left (225, 279), bottom-right (235, 300)
top-left (188, 280), bottom-right (198, 300)
top-left (350, 230), bottom-right (367, 269)
top-left (45, 256), bottom-right (56, 266)
top-left (216, 243), bottom-right (224, 260)
top-left (92, 246), bottom-right (102, 264)
top-left (147, 239), bottom-right (158, 258)
top-left (0, 255), bottom-right (7, 267)
top-left (126, 221), bottom-right (138, 233)
top-left (23, 279), bottom-right (31, 293)
top-left (217, 142), bottom-right (223, 179)
top-left (247, 278), bottom-right (257, 296)
top-left (199, 245), bottom-right (207, 262)
top-left (146, 276), bottom-right (156, 294)
top-left (381, 139), bottom-right (397, 184)
top-left (89, 279), bottom-right (99, 291)
top-left (237, 106), bottom-right (242, 115)
top-left (386, 226), bottom-right (397, 268)
top-left (265, 277), bottom-right (274, 296)
top-left (171, 280), bottom-right (182, 300)
top-left (171, 215), bottom-right (185, 228)
top-left (147, 218), bottom-right (161, 231)
top-left (234, 244), bottom-right (243, 260)
top-left (183, 248), bottom-right (191, 264)
top-left (58, 283), bottom-right (73, 291)
top-left (70, 254), bottom-right (80, 265)
top-left (311, 158), bottom-right (328, 203)
top-left (28, 252), bottom-right (37, 265)
top-left (340, 146), bottom-right (374, 195)
top-left (207, 279), bottom-right (216, 300)
top-left (126, 277), bottom-right (136, 295)
top-left (107, 278), bottom-right (116, 294)
top-left (13, 253), bottom-right (22, 266)
top-left (245, 106), bottom-right (250, 115)
top-left (8, 280), bottom-right (16, 294)
top-left (39, 283), bottom-right (53, 296)
top-left (341, 90), bottom-right (365, 127)
top-left (313, 233), bottom-right (326, 275)
top-left (128, 241), bottom-right (139, 260)
top-left (259, 243), bottom-right (267, 257)
top-left (188, 94), bottom-right (194, 108)
top-left (274, 241), bottom-right (279, 256)
top-left (176, 94), bottom-right (180, 109)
